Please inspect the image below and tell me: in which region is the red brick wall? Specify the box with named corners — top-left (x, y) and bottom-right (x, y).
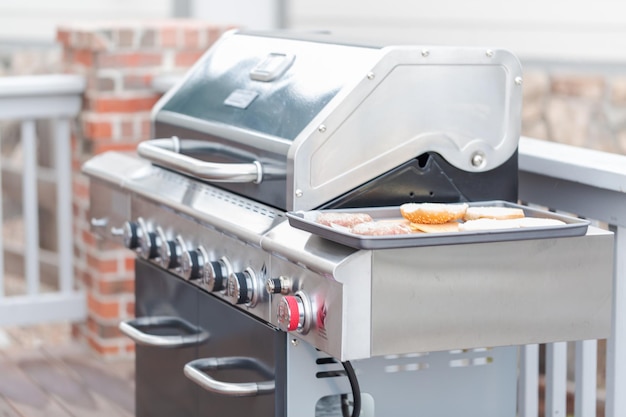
top-left (57, 20), bottom-right (233, 357)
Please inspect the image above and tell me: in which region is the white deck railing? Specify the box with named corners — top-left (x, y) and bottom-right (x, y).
top-left (0, 74), bottom-right (86, 326)
top-left (518, 137), bottom-right (626, 417)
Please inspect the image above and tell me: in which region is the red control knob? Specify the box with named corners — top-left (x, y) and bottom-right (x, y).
top-left (277, 295), bottom-right (303, 332)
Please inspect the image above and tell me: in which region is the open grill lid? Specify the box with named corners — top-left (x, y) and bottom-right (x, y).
top-left (146, 30), bottom-right (523, 211)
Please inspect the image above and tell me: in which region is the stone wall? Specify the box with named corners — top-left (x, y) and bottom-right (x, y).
top-left (522, 66), bottom-right (626, 154)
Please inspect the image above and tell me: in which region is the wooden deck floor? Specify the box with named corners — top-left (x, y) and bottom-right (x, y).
top-left (0, 324), bottom-right (135, 417)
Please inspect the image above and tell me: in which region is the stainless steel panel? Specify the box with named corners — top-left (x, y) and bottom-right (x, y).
top-left (268, 255), bottom-right (345, 359)
top-left (369, 227), bottom-right (614, 356)
top-left (288, 46), bottom-right (522, 211)
top-left (286, 340), bottom-right (517, 417)
top-left (155, 110), bottom-right (292, 156)
top-left (88, 179), bottom-right (130, 247)
top-left (261, 220), bottom-right (358, 272)
top-left (156, 31), bottom-right (380, 141)
top-left (263, 221), bottom-right (372, 360)
top-left (132, 196), bottom-right (273, 323)
top-left (83, 151), bottom-right (285, 245)
top-left (82, 150), bottom-right (154, 185)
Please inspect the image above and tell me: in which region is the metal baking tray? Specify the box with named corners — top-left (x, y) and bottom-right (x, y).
top-left (286, 201), bottom-right (590, 249)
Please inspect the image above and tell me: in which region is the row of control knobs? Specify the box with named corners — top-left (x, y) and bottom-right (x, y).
top-left (123, 218), bottom-right (255, 307)
top-left (121, 218), bottom-right (311, 333)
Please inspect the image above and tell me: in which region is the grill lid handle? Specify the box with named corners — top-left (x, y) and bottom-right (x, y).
top-left (137, 137), bottom-right (263, 184)
top-left (184, 357), bottom-right (275, 397)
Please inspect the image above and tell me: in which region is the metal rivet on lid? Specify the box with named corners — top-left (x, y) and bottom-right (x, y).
top-left (515, 76), bottom-right (523, 85)
top-left (421, 49), bottom-right (430, 57)
top-left (318, 124), bottom-right (327, 133)
top-left (295, 189), bottom-right (303, 198)
top-left (367, 72), bottom-right (375, 80)
top-left (486, 49), bottom-right (494, 58)
top-left (471, 152), bottom-right (486, 168)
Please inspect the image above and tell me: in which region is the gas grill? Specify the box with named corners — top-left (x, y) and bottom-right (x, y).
top-left (83, 30), bottom-right (613, 417)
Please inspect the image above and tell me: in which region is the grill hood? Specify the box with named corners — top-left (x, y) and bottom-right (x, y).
top-left (146, 30), bottom-right (523, 211)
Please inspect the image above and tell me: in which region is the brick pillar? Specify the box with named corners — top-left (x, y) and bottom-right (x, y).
top-left (57, 20), bottom-right (233, 357)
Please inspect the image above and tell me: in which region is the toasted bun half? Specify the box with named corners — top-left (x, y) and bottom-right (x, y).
top-left (400, 203), bottom-right (468, 224)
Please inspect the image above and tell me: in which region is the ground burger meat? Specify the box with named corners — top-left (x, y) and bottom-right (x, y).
top-left (316, 212), bottom-right (373, 228)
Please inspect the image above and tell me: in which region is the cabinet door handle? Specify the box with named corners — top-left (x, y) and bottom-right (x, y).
top-left (119, 316), bottom-right (209, 348)
top-left (184, 357), bottom-right (275, 397)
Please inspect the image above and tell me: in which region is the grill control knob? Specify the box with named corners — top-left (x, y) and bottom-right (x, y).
top-left (206, 257), bottom-right (231, 292)
top-left (181, 244), bottom-right (208, 281)
top-left (226, 267), bottom-right (257, 306)
top-left (122, 221), bottom-right (141, 249)
top-left (156, 227), bottom-right (181, 269)
top-left (277, 292), bottom-right (311, 334)
top-left (266, 276), bottom-right (292, 295)
top-left (137, 218), bottom-right (160, 260)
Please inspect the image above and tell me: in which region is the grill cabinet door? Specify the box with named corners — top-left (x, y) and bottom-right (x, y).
top-left (134, 260), bottom-right (201, 417)
top-left (196, 292), bottom-right (286, 417)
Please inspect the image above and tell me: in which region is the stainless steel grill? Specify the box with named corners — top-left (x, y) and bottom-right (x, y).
top-left (83, 30), bottom-right (613, 417)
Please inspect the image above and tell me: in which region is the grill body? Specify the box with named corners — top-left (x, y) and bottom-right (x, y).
top-left (83, 30), bottom-right (614, 417)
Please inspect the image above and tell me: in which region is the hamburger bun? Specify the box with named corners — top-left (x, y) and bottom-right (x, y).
top-left (464, 206), bottom-right (525, 221)
top-left (400, 203), bottom-right (468, 224)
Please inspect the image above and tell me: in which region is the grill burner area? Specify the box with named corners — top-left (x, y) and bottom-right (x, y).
top-left (86, 151), bottom-right (612, 360)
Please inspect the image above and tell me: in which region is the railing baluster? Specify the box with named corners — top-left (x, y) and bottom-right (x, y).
top-left (0, 134), bottom-right (3, 298)
top-left (575, 340), bottom-right (597, 417)
top-left (606, 225), bottom-right (626, 417)
top-left (54, 118), bottom-right (73, 293)
top-left (519, 344), bottom-right (540, 417)
top-left (0, 74), bottom-right (85, 326)
top-left (546, 342), bottom-right (568, 417)
top-left (519, 137), bottom-right (626, 417)
top-left (21, 119), bottom-right (40, 296)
